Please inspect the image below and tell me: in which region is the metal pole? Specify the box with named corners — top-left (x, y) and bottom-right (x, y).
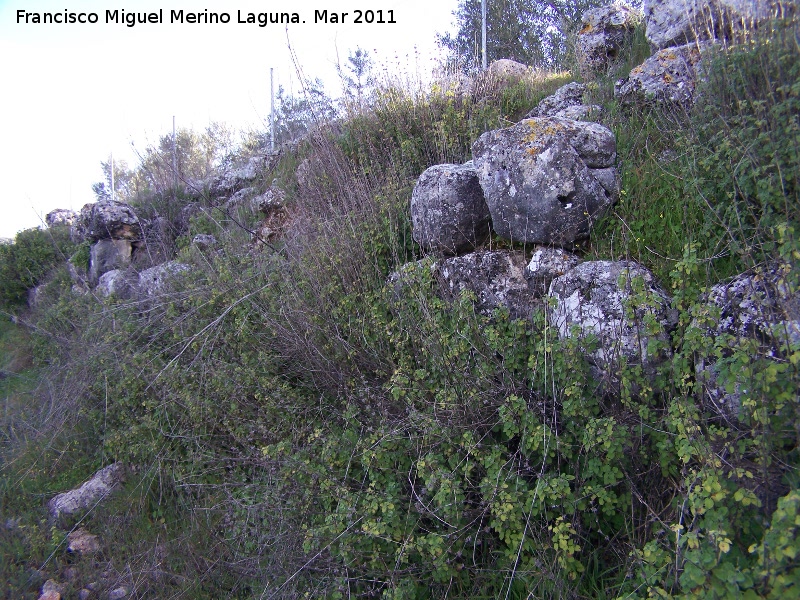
top-left (172, 115), bottom-right (178, 190)
top-left (270, 68), bottom-right (275, 152)
top-left (110, 151), bottom-right (115, 201)
top-left (481, 0), bottom-right (487, 70)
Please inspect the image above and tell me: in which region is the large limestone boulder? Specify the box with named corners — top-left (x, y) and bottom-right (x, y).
top-left (472, 118), bottom-right (618, 246)
top-left (48, 464), bottom-right (124, 521)
top-left (548, 261), bottom-right (676, 388)
top-left (137, 261), bottom-right (191, 299)
top-left (391, 250), bottom-right (541, 319)
top-left (644, 0), bottom-right (776, 50)
top-left (436, 250), bottom-right (537, 318)
top-left (75, 201), bottom-right (141, 242)
top-left (695, 264), bottom-right (800, 420)
top-left (615, 42), bottom-right (711, 106)
top-left (208, 155), bottom-right (263, 197)
top-left (411, 162), bottom-right (491, 255)
top-left (45, 208), bottom-right (77, 228)
top-left (89, 239), bottom-right (133, 286)
top-left (577, 2), bottom-right (641, 76)
top-left (96, 269), bottom-right (136, 299)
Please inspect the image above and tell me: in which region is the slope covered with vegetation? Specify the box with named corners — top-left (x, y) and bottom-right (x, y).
top-left (1, 10), bottom-right (799, 600)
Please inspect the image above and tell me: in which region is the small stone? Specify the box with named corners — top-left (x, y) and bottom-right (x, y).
top-left (108, 586), bottom-right (129, 600)
top-left (67, 528), bottom-right (101, 554)
top-left (79, 590), bottom-right (93, 600)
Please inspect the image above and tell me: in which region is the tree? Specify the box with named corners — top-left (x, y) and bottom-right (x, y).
top-left (338, 47), bottom-right (373, 111)
top-left (272, 79), bottom-right (336, 144)
top-left (92, 157), bottom-right (134, 202)
top-left (438, 0), bottom-right (602, 71)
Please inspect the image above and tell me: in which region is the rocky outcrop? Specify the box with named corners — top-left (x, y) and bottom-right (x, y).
top-left (577, 2), bottom-right (640, 76)
top-left (472, 117), bottom-right (618, 246)
top-left (695, 264), bottom-right (800, 419)
top-left (615, 42), bottom-right (711, 105)
top-left (253, 184), bottom-right (286, 215)
top-left (45, 209), bottom-right (78, 228)
top-left (48, 464), bottom-right (124, 521)
top-left (75, 201), bottom-right (141, 243)
top-left (644, 0), bottom-right (776, 50)
top-left (411, 162), bottom-right (491, 255)
top-left (548, 261), bottom-right (676, 388)
top-left (486, 59), bottom-right (530, 85)
top-left (138, 261), bottom-right (191, 298)
top-left (525, 82), bottom-right (603, 121)
top-left (208, 155), bottom-right (264, 198)
top-left (88, 239), bottom-right (133, 286)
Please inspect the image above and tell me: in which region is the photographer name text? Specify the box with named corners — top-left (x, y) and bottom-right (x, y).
top-left (16, 8), bottom-right (397, 28)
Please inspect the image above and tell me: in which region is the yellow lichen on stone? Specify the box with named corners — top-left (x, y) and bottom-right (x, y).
top-left (663, 74), bottom-right (673, 83)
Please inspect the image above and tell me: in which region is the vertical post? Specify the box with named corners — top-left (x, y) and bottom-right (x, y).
top-left (172, 115), bottom-right (178, 191)
top-left (481, 0), bottom-right (487, 70)
top-left (110, 151), bottom-right (115, 202)
top-left (270, 68), bottom-right (275, 152)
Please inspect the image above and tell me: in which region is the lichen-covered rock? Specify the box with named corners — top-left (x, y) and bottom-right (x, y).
top-left (389, 250), bottom-right (542, 318)
top-left (45, 209), bottom-right (78, 228)
top-left (75, 201), bottom-right (141, 243)
top-left (695, 264), bottom-right (800, 420)
top-left (525, 247), bottom-right (582, 295)
top-left (644, 0), bottom-right (776, 50)
top-left (411, 162), bottom-right (491, 255)
top-left (137, 261), bottom-right (191, 298)
top-left (436, 250), bottom-right (538, 318)
top-left (525, 82), bottom-right (587, 118)
top-left (208, 156), bottom-right (263, 197)
top-left (253, 185), bottom-right (286, 215)
top-left (615, 42), bottom-right (711, 106)
top-left (192, 234), bottom-right (217, 249)
top-left (548, 261), bottom-right (676, 387)
top-left (577, 2), bottom-right (640, 76)
top-left (96, 269), bottom-right (136, 299)
top-left (472, 117), bottom-right (618, 246)
top-left (89, 239), bottom-right (133, 286)
top-left (48, 464), bottom-right (124, 521)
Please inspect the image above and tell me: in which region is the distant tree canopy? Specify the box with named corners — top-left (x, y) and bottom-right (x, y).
top-left (438, 0), bottom-right (604, 70)
top-left (92, 123), bottom-right (235, 203)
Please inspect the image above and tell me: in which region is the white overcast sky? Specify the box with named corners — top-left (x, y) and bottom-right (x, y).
top-left (0, 0), bottom-right (456, 238)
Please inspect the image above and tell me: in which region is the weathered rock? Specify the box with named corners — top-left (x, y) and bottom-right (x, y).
top-left (41, 579), bottom-right (63, 598)
top-left (526, 82), bottom-right (587, 118)
top-left (191, 234), bottom-right (217, 249)
top-left (75, 201), bottom-right (141, 243)
top-left (577, 2), bottom-right (640, 76)
top-left (548, 261), bottom-right (676, 388)
top-left (137, 261), bottom-right (191, 298)
top-left (37, 590), bottom-right (60, 600)
top-left (108, 587), bottom-right (129, 600)
top-left (209, 156), bottom-right (263, 197)
top-left (391, 251), bottom-right (542, 319)
top-left (67, 528), bottom-right (100, 555)
top-left (411, 162), bottom-right (491, 255)
top-left (525, 247), bottom-right (582, 295)
top-left (696, 264), bottom-right (800, 419)
top-left (46, 209), bottom-right (78, 228)
top-left (472, 118), bottom-right (618, 246)
top-left (48, 464), bottom-right (124, 521)
top-left (644, 0), bottom-right (777, 50)
top-left (89, 239), bottom-right (133, 286)
top-left (78, 589), bottom-right (92, 600)
top-left (253, 185), bottom-right (286, 215)
top-left (225, 186), bottom-right (258, 210)
top-left (96, 269), bottom-right (136, 299)
top-left (486, 59), bottom-right (530, 84)
top-left (176, 203), bottom-right (202, 235)
top-left (615, 42), bottom-right (711, 106)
